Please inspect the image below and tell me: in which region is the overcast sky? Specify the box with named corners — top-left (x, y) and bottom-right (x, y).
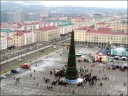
top-left (1, 1), bottom-right (127, 8)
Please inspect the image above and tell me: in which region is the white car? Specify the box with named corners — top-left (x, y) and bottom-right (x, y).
top-left (0, 75), bottom-right (6, 79)
top-left (18, 59), bottom-right (22, 62)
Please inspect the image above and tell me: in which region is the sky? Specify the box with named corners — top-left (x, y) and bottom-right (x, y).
top-left (1, 1), bottom-right (127, 8)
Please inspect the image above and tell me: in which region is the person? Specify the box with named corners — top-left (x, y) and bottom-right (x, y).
top-left (34, 77), bottom-right (35, 80)
top-left (72, 90), bottom-right (74, 94)
top-left (30, 74), bottom-right (32, 77)
top-left (100, 83), bottom-right (102, 86)
top-left (36, 82), bottom-right (38, 86)
top-left (34, 70), bottom-right (35, 72)
top-left (124, 83), bottom-right (126, 86)
top-left (51, 86), bottom-right (53, 89)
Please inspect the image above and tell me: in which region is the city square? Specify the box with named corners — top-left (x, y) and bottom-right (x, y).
top-left (0, 1), bottom-right (127, 96)
top-left (1, 46), bottom-right (127, 96)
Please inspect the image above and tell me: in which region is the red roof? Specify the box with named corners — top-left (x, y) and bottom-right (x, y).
top-left (86, 29), bottom-right (127, 35)
top-left (76, 26), bottom-right (127, 35)
top-left (13, 30), bottom-right (32, 36)
top-left (96, 22), bottom-right (107, 25)
top-left (14, 32), bottom-right (24, 36)
top-left (76, 26), bottom-right (89, 30)
top-left (36, 26), bottom-right (58, 31)
top-left (98, 28), bottom-right (112, 32)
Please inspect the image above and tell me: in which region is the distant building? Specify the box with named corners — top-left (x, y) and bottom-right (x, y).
top-left (0, 35), bottom-right (7, 50)
top-left (111, 47), bottom-right (128, 57)
top-left (35, 26), bottom-right (60, 42)
top-left (25, 13), bottom-right (39, 21)
top-left (12, 30), bottom-right (36, 48)
top-left (6, 11), bottom-right (21, 23)
top-left (0, 29), bottom-right (14, 37)
top-left (1, 10), bottom-right (6, 23)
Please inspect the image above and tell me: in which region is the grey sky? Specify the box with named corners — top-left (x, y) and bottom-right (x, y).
top-left (1, 1), bottom-right (127, 8)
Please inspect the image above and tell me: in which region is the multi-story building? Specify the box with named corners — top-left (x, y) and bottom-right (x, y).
top-left (35, 26), bottom-right (60, 42)
top-left (59, 23), bottom-right (73, 36)
top-left (25, 12), bottom-right (39, 21)
top-left (0, 35), bottom-right (7, 50)
top-left (0, 29), bottom-right (14, 37)
top-left (95, 21), bottom-right (128, 33)
top-left (74, 26), bottom-right (127, 47)
top-left (7, 37), bottom-right (14, 48)
top-left (95, 22), bottom-right (108, 29)
top-left (12, 30), bottom-right (36, 48)
top-left (6, 11), bottom-right (21, 23)
top-left (43, 20), bottom-right (71, 26)
top-left (109, 23), bottom-right (128, 33)
top-left (1, 21), bottom-right (40, 31)
top-left (111, 47), bottom-right (128, 57)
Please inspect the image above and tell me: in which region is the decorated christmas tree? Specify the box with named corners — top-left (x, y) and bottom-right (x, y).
top-left (65, 31), bottom-right (78, 80)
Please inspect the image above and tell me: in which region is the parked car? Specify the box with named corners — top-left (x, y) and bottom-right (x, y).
top-left (122, 57), bottom-right (127, 60)
top-left (20, 63), bottom-right (30, 69)
top-left (11, 69), bottom-right (19, 73)
top-left (41, 50), bottom-right (44, 52)
top-left (0, 75), bottom-right (6, 79)
top-left (18, 59), bottom-right (22, 62)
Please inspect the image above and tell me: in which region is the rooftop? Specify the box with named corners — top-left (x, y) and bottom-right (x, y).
top-left (36, 26), bottom-right (58, 31)
top-left (76, 26), bottom-right (127, 35)
top-left (0, 29), bottom-right (13, 33)
top-left (44, 20), bottom-right (71, 23)
top-left (87, 29), bottom-right (127, 35)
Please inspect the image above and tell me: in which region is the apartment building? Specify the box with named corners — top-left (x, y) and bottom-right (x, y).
top-left (74, 26), bottom-right (127, 47)
top-left (35, 26), bottom-right (60, 42)
top-left (0, 35), bottom-right (7, 50)
top-left (12, 30), bottom-right (36, 48)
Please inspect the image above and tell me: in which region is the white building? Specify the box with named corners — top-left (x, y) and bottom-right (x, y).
top-left (0, 35), bottom-right (7, 50)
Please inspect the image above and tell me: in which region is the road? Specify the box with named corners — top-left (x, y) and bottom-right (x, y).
top-left (0, 37), bottom-right (71, 75)
top-left (0, 35), bottom-right (71, 62)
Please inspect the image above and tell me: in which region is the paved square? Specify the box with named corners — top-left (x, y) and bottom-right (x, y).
top-left (1, 47), bottom-right (127, 96)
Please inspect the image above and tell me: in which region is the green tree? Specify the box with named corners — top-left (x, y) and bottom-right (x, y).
top-left (65, 31), bottom-right (78, 80)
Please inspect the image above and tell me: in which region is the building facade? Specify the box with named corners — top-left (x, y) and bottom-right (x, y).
top-left (0, 35), bottom-right (7, 50)
top-left (35, 26), bottom-right (60, 42)
top-left (74, 26), bottom-right (127, 47)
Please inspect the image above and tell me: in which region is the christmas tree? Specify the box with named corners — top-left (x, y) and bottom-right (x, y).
top-left (65, 31), bottom-right (78, 80)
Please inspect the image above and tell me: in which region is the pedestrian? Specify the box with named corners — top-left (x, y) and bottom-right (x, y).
top-left (100, 83), bottom-right (102, 86)
top-left (72, 90), bottom-right (74, 94)
top-left (14, 77), bottom-right (15, 80)
top-left (124, 83), bottom-right (126, 86)
top-left (51, 86), bottom-right (53, 89)
top-left (34, 77), bottom-right (35, 80)
top-left (34, 70), bottom-right (35, 72)
top-left (19, 77), bottom-right (20, 79)
top-left (36, 82), bottom-right (38, 86)
top-left (30, 74), bottom-right (32, 77)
